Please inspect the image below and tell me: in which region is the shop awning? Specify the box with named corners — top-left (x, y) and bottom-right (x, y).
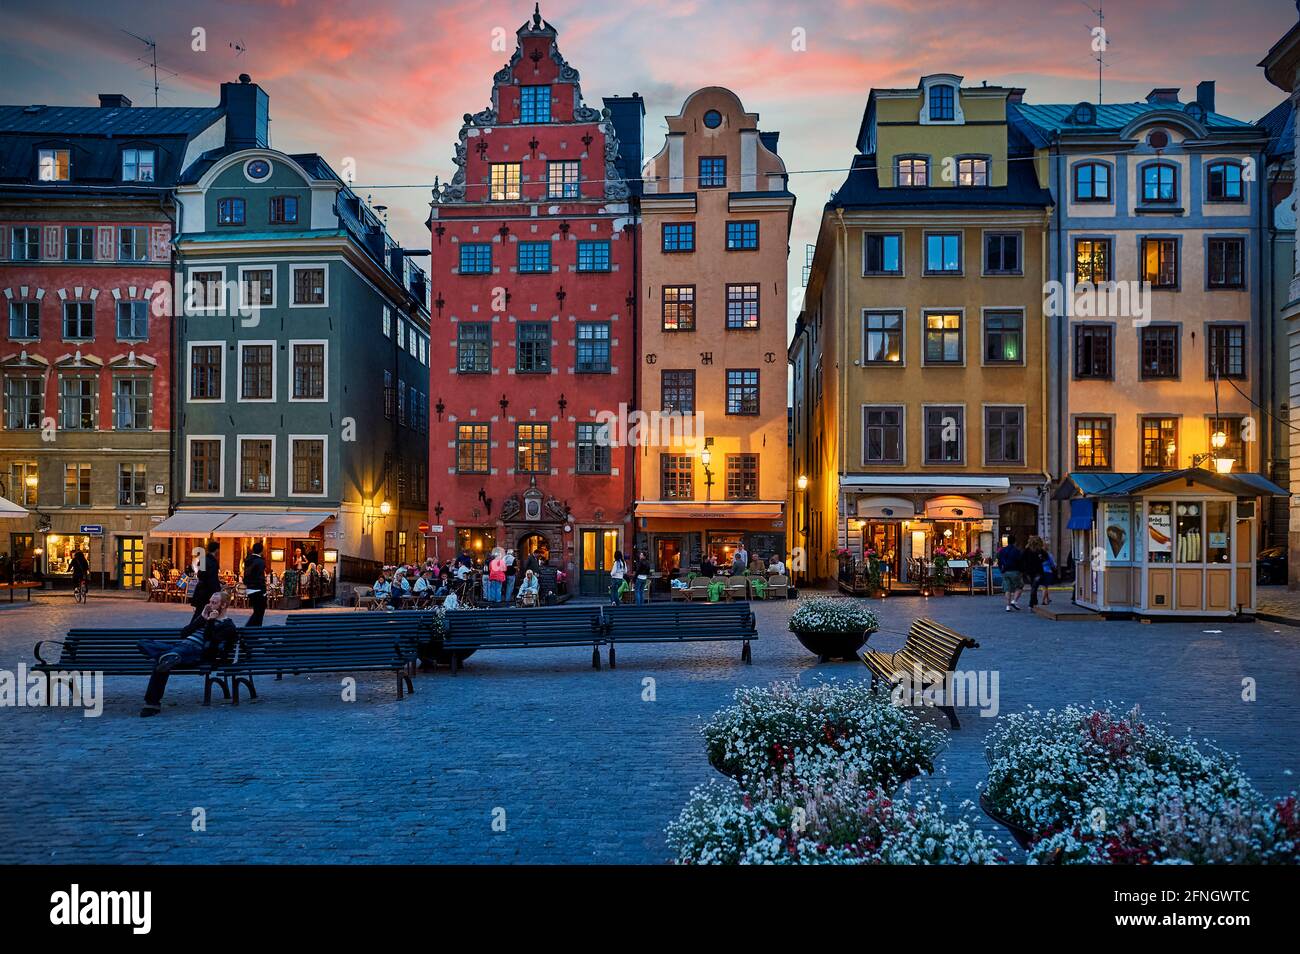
top-left (0, 494), bottom-right (28, 519)
top-left (1067, 499), bottom-right (1095, 530)
top-left (842, 475), bottom-right (1011, 495)
top-left (1056, 470), bottom-right (1290, 500)
top-left (855, 496), bottom-right (917, 519)
top-left (923, 495), bottom-right (985, 519)
top-left (210, 512), bottom-right (332, 538)
top-left (634, 501), bottom-right (784, 520)
top-left (148, 511), bottom-right (234, 537)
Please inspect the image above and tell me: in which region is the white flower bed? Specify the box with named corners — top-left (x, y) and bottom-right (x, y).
top-left (984, 704), bottom-right (1300, 864)
top-left (703, 680), bottom-right (945, 790)
top-left (788, 597), bottom-right (878, 635)
top-left (667, 774), bottom-right (1005, 865)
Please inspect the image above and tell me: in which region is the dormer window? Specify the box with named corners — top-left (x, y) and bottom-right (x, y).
top-left (269, 195), bottom-right (298, 224)
top-left (957, 157), bottom-right (989, 187)
top-left (38, 148), bottom-right (70, 182)
top-left (217, 197), bottom-right (246, 226)
top-left (1206, 161), bottom-right (1243, 202)
top-left (1141, 162), bottom-right (1177, 203)
top-left (1070, 102), bottom-right (1096, 125)
top-left (122, 148), bottom-right (155, 182)
top-left (520, 85), bottom-right (551, 124)
top-left (929, 84), bottom-right (955, 121)
top-left (895, 156), bottom-right (929, 187)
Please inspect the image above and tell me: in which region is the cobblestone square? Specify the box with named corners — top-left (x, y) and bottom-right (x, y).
top-left (0, 593), bottom-right (1296, 864)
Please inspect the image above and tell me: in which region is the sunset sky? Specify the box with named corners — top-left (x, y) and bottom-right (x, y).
top-left (2, 0), bottom-right (1293, 322)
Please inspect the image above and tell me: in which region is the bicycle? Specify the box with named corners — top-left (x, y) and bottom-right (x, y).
top-left (73, 578), bottom-right (88, 603)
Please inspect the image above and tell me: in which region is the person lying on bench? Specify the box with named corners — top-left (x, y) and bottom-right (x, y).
top-left (137, 591), bottom-right (239, 718)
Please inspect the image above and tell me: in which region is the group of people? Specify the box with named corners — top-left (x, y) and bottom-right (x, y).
top-left (371, 547), bottom-right (553, 610)
top-left (995, 535), bottom-right (1057, 611)
top-left (627, 546), bottom-right (789, 603)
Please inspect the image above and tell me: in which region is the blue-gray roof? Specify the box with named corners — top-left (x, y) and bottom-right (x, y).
top-left (0, 104), bottom-right (223, 136)
top-left (1013, 100), bottom-right (1252, 134)
top-left (1057, 470), bottom-right (1288, 499)
top-left (1258, 99), bottom-right (1294, 160)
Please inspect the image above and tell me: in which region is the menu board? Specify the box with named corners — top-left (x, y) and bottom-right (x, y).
top-left (1147, 503), bottom-right (1172, 563)
top-left (1102, 502), bottom-right (1131, 563)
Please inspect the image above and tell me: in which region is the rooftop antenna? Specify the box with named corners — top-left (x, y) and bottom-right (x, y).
top-left (1080, 0), bottom-right (1109, 104)
top-left (230, 40), bottom-right (248, 57)
top-left (120, 29), bottom-right (178, 106)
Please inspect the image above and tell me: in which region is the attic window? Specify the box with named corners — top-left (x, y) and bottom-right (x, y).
top-left (1070, 102), bottom-right (1096, 125)
top-left (929, 84), bottom-right (955, 121)
top-left (703, 109), bottom-right (723, 129)
top-left (244, 158), bottom-right (272, 182)
top-left (38, 148), bottom-right (70, 182)
top-left (122, 148), bottom-right (155, 183)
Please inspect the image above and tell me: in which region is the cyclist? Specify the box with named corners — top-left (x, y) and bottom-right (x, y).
top-left (69, 548), bottom-right (90, 603)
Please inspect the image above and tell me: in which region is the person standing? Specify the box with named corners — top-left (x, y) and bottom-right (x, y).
top-left (731, 544), bottom-right (748, 576)
top-left (487, 548), bottom-right (506, 606)
top-left (242, 542), bottom-right (267, 626)
top-left (503, 548), bottom-right (517, 605)
top-left (610, 550), bottom-right (627, 605)
top-left (633, 552), bottom-right (650, 605)
top-left (190, 540), bottom-right (221, 624)
top-left (1023, 536), bottom-right (1052, 608)
top-left (996, 535), bottom-right (1025, 612)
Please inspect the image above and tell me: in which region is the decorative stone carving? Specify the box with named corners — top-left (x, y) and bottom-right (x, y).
top-left (501, 494), bottom-right (522, 522)
top-left (544, 496), bottom-right (568, 522)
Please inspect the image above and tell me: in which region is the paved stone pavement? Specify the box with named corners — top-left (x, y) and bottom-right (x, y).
top-left (1255, 584), bottom-right (1300, 624)
top-left (0, 592), bottom-right (1296, 864)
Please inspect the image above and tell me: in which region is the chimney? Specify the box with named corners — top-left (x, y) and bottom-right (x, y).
top-left (1196, 80), bottom-right (1216, 114)
top-left (1006, 88), bottom-right (1026, 104)
top-left (98, 93), bottom-right (132, 109)
top-left (219, 74), bottom-right (269, 149)
top-left (1145, 87), bottom-right (1180, 105)
top-left (601, 93), bottom-right (646, 196)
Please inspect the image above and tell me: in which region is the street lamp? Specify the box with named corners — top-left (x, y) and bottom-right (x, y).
top-left (796, 474), bottom-right (808, 492)
top-left (700, 441), bottom-right (715, 501)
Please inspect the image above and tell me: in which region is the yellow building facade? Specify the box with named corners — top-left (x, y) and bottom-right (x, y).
top-left (637, 88), bottom-right (793, 573)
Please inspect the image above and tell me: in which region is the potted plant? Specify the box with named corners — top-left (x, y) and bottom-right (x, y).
top-left (929, 546), bottom-right (951, 595)
top-left (981, 703), bottom-right (1300, 864)
top-left (788, 596), bottom-right (879, 661)
top-left (863, 548), bottom-right (886, 597)
top-left (702, 680), bottom-right (945, 790)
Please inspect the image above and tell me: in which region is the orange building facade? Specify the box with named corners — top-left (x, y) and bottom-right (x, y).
top-left (635, 88), bottom-right (793, 574)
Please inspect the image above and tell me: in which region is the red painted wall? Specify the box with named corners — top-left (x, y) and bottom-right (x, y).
top-left (427, 22), bottom-right (636, 558)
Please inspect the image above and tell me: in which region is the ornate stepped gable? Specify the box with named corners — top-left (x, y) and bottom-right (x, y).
top-left (432, 4), bottom-right (629, 205)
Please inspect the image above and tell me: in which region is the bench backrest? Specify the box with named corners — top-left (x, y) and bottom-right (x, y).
top-left (444, 606), bottom-right (604, 643)
top-left (604, 602), bottom-right (755, 636)
top-left (896, 617), bottom-right (978, 674)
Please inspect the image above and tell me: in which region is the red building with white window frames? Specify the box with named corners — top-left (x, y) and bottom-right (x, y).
top-left (427, 6), bottom-right (644, 595)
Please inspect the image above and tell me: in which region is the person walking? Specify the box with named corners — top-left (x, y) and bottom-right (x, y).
top-left (190, 540), bottom-right (221, 624)
top-left (996, 535), bottom-right (1025, 612)
top-left (633, 552), bottom-right (650, 605)
top-left (609, 550), bottom-right (627, 605)
top-left (242, 542), bottom-right (267, 626)
top-left (487, 548), bottom-right (507, 606)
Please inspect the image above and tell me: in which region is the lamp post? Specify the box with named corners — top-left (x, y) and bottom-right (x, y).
top-left (700, 443), bottom-right (715, 502)
top-left (795, 474), bottom-right (808, 590)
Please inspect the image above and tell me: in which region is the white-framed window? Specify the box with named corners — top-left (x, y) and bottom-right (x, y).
top-left (382, 306), bottom-right (392, 338)
top-left (289, 339), bottom-right (328, 402)
top-left (186, 340), bottom-right (225, 403)
top-left (115, 300), bottom-right (148, 340)
top-left (237, 340), bottom-right (277, 402)
top-left (118, 226), bottom-right (150, 262)
top-left (186, 434), bottom-right (225, 497)
top-left (10, 226), bottom-right (40, 261)
top-left (186, 266), bottom-right (226, 313)
top-left (38, 148), bottom-right (70, 181)
top-left (121, 148), bottom-right (156, 182)
top-left (238, 265), bottom-right (276, 309)
top-left (290, 264), bottom-right (328, 307)
top-left (289, 434), bottom-right (328, 497)
top-left (397, 320), bottom-right (406, 349)
top-left (237, 434), bottom-right (276, 497)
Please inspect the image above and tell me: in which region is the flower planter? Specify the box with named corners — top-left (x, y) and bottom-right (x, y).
top-left (929, 586), bottom-right (946, 597)
top-left (978, 792), bottom-right (1035, 850)
top-left (793, 627), bottom-right (875, 662)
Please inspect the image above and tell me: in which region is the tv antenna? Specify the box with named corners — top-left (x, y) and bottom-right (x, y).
top-left (120, 29), bottom-right (179, 106)
top-left (230, 40), bottom-right (248, 57)
top-left (1080, 0), bottom-right (1109, 104)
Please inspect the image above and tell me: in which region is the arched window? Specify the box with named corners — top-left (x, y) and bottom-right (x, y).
top-left (929, 84), bottom-right (955, 121)
top-left (1205, 161), bottom-right (1243, 202)
top-left (1141, 162), bottom-right (1178, 203)
top-left (1073, 161), bottom-right (1111, 201)
top-left (895, 156), bottom-right (929, 187)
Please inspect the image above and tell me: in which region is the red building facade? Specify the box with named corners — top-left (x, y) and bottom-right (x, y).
top-left (428, 8), bottom-right (642, 595)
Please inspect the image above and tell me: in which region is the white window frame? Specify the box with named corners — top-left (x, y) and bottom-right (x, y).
top-left (288, 338), bottom-right (329, 403)
top-left (288, 434), bottom-right (329, 498)
top-left (236, 434), bottom-right (277, 498)
top-left (185, 434), bottom-right (226, 498)
top-left (38, 148), bottom-right (70, 182)
top-left (289, 263), bottom-right (329, 308)
top-left (185, 265), bottom-right (227, 314)
top-left (186, 339), bottom-right (226, 404)
top-left (122, 148), bottom-right (156, 183)
top-left (236, 339), bottom-right (277, 403)
top-left (237, 264), bottom-right (277, 310)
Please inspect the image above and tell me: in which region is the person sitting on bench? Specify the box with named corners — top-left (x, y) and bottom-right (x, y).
top-left (518, 569), bottom-right (540, 607)
top-left (137, 591), bottom-right (239, 718)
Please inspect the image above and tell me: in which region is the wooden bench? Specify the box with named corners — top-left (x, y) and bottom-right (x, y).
top-left (34, 618), bottom-right (421, 707)
top-left (601, 602), bottom-right (757, 667)
top-left (859, 617), bottom-right (980, 729)
top-left (0, 581), bottom-right (40, 602)
top-left (442, 605), bottom-right (606, 672)
top-left (283, 611), bottom-right (429, 664)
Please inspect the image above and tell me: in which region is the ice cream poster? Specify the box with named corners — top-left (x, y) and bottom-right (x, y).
top-left (1102, 502), bottom-right (1131, 562)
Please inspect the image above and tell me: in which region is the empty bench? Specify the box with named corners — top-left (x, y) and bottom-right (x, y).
top-left (284, 611), bottom-right (430, 669)
top-left (442, 605), bottom-right (606, 672)
top-left (602, 602), bottom-right (757, 667)
top-left (859, 616), bottom-right (979, 729)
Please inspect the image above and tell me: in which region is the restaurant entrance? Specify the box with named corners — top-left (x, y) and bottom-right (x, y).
top-left (863, 522), bottom-right (902, 578)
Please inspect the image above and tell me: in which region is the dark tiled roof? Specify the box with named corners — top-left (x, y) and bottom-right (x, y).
top-left (828, 154), bottom-right (1053, 211)
top-left (1258, 99), bottom-right (1294, 160)
top-left (0, 105), bottom-right (223, 136)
